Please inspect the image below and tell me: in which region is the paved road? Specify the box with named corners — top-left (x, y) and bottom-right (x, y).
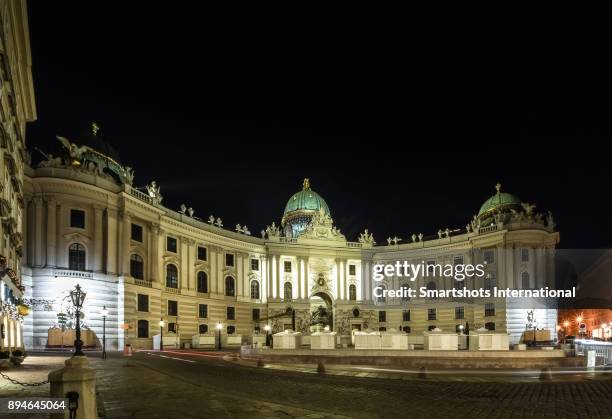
top-left (2, 352), bottom-right (612, 418)
top-left (100, 350), bottom-right (612, 419)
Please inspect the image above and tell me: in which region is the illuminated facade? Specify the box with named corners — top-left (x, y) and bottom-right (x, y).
top-left (0, 0), bottom-right (36, 355)
top-left (22, 134), bottom-right (560, 350)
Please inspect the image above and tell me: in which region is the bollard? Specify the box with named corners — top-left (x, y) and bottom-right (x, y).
top-left (49, 356), bottom-right (98, 419)
top-left (539, 367), bottom-right (553, 381)
top-left (417, 367), bottom-right (428, 379)
top-left (317, 361), bottom-right (326, 374)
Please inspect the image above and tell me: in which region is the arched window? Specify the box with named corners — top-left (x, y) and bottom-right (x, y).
top-left (227, 325), bottom-right (236, 335)
top-left (197, 271), bottom-right (208, 293)
top-left (377, 286), bottom-right (386, 303)
top-left (485, 322), bottom-right (496, 331)
top-left (68, 243), bottom-right (86, 271)
top-left (137, 320), bottom-right (149, 338)
top-left (521, 272), bottom-right (530, 289)
top-left (400, 283), bottom-right (410, 302)
top-left (130, 254), bottom-right (144, 279)
top-left (199, 324), bottom-right (208, 334)
top-left (250, 280), bottom-right (260, 299)
top-left (349, 284), bottom-right (357, 301)
top-left (225, 276), bottom-right (235, 296)
top-left (166, 264), bottom-right (178, 288)
top-left (284, 282), bottom-right (293, 300)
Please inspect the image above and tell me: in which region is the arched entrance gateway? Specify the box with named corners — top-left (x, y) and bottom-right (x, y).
top-left (309, 291), bottom-right (334, 332)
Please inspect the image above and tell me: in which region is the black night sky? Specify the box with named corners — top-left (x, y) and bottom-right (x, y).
top-left (25, 2), bottom-right (611, 249)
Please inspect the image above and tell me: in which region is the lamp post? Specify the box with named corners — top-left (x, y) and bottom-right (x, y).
top-left (159, 319), bottom-right (164, 351)
top-left (69, 284), bottom-right (87, 356)
top-left (216, 322), bottom-right (223, 350)
top-left (101, 306), bottom-right (108, 359)
top-left (264, 324), bottom-right (271, 347)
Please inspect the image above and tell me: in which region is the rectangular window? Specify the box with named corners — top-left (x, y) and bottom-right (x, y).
top-left (70, 209), bottom-right (85, 229)
top-left (455, 306), bottom-right (464, 320)
top-left (284, 261), bottom-right (292, 273)
top-left (227, 306), bottom-right (235, 320)
top-left (137, 294), bottom-right (149, 312)
top-left (402, 310), bottom-right (411, 322)
top-left (198, 304), bottom-right (208, 319)
top-left (483, 250), bottom-right (495, 264)
top-left (252, 308), bottom-right (260, 321)
top-left (428, 308), bottom-right (437, 321)
top-left (168, 300), bottom-right (178, 316)
top-left (251, 259), bottom-right (259, 271)
top-left (225, 253), bottom-right (234, 267)
top-left (166, 237), bottom-right (177, 253)
top-left (168, 323), bottom-right (177, 333)
top-left (197, 246), bottom-right (207, 261)
top-left (378, 311), bottom-right (386, 323)
top-left (137, 320), bottom-right (149, 338)
top-left (349, 264), bottom-right (356, 276)
top-left (521, 248), bottom-right (529, 262)
top-left (454, 255), bottom-right (464, 266)
top-left (485, 303), bottom-right (495, 317)
top-left (131, 223), bottom-right (143, 242)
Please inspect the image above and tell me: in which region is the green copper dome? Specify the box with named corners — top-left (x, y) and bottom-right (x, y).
top-left (283, 178), bottom-right (330, 217)
top-left (478, 183), bottom-right (522, 216)
top-left (282, 179), bottom-right (330, 238)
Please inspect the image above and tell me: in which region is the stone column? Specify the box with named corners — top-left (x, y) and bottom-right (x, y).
top-left (297, 257), bottom-right (303, 300)
top-left (261, 256), bottom-right (268, 302)
top-left (216, 248), bottom-right (224, 295)
top-left (264, 256), bottom-right (270, 300)
top-left (209, 246), bottom-right (217, 294)
top-left (149, 223), bottom-right (160, 283)
top-left (364, 261), bottom-right (371, 302)
top-left (106, 209), bottom-right (118, 275)
top-left (187, 239), bottom-right (196, 291)
top-left (121, 212), bottom-right (131, 276)
top-left (93, 206), bottom-right (104, 272)
top-left (33, 197), bottom-right (43, 267)
top-left (180, 237), bottom-right (188, 291)
top-left (335, 259), bottom-right (341, 300)
top-left (275, 256), bottom-right (281, 299)
top-left (242, 253), bottom-right (250, 298)
top-left (304, 259), bottom-right (310, 298)
top-left (46, 199), bottom-right (57, 267)
top-left (236, 253), bottom-right (243, 297)
top-left (55, 202), bottom-right (63, 267)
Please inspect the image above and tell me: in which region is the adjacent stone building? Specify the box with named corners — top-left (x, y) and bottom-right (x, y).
top-left (0, 0), bottom-right (36, 355)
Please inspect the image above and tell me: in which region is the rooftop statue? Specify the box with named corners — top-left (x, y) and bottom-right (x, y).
top-left (145, 181), bottom-right (163, 204)
top-left (358, 229), bottom-right (375, 245)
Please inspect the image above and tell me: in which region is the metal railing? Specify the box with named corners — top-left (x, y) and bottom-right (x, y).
top-left (575, 339), bottom-right (612, 365)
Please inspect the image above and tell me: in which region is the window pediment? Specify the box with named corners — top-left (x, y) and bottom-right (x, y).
top-left (64, 232), bottom-right (90, 244)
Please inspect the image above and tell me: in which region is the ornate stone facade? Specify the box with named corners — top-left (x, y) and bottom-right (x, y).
top-left (21, 131), bottom-right (560, 350)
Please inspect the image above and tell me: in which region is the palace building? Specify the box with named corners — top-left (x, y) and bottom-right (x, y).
top-left (21, 132), bottom-right (560, 351)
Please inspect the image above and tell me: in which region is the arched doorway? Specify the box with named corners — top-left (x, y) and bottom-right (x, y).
top-left (309, 291), bottom-right (334, 332)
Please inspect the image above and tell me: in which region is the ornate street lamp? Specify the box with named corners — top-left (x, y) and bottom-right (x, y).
top-left (70, 284), bottom-right (87, 356)
top-left (159, 319), bottom-right (164, 351)
top-left (101, 306), bottom-right (108, 359)
top-left (216, 322), bottom-right (223, 350)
